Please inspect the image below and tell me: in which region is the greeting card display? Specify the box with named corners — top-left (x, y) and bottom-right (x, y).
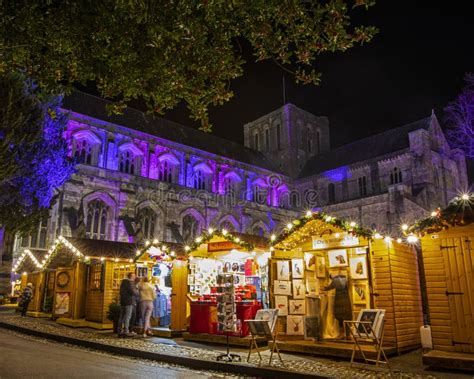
top-left (274, 280), bottom-right (291, 295)
top-left (316, 256), bottom-right (326, 278)
top-left (304, 253), bottom-right (316, 271)
top-left (306, 277), bottom-right (318, 296)
top-left (277, 260), bottom-right (290, 280)
top-left (216, 273), bottom-right (237, 333)
top-left (274, 295), bottom-right (288, 316)
top-left (350, 256), bottom-right (368, 279)
top-left (286, 315), bottom-right (304, 335)
top-left (292, 279), bottom-right (305, 299)
top-left (289, 300), bottom-right (305, 315)
top-left (291, 259), bottom-right (304, 278)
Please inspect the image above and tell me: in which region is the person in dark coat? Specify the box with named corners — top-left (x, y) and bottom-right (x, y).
top-left (129, 276), bottom-right (141, 330)
top-left (117, 272), bottom-right (138, 337)
top-left (19, 283), bottom-right (33, 317)
top-left (323, 273), bottom-right (352, 338)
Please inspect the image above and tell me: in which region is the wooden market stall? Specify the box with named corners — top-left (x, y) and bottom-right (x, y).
top-left (182, 230), bottom-right (270, 346)
top-left (407, 195), bottom-right (474, 371)
top-left (271, 211), bottom-right (424, 357)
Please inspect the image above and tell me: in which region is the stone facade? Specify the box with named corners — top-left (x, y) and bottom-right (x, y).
top-left (0, 94), bottom-right (468, 294)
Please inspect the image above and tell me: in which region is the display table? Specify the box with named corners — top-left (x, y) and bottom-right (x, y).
top-left (190, 301), bottom-right (260, 336)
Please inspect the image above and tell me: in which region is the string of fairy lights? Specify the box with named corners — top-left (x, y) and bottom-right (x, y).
top-left (13, 193), bottom-right (473, 275)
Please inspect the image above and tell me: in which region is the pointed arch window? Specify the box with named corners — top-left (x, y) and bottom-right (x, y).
top-left (220, 221), bottom-right (236, 233)
top-left (158, 160), bottom-right (173, 183)
top-left (194, 169), bottom-right (210, 191)
top-left (182, 214), bottom-right (199, 243)
top-left (86, 200), bottom-right (109, 240)
top-left (119, 150), bottom-right (136, 175)
top-left (253, 184), bottom-right (267, 205)
top-left (20, 221), bottom-right (48, 249)
top-left (74, 140), bottom-right (93, 165)
top-left (139, 208), bottom-right (157, 240)
top-left (252, 226), bottom-right (265, 237)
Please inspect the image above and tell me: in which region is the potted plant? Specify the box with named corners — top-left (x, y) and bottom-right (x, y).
top-left (107, 300), bottom-right (121, 333)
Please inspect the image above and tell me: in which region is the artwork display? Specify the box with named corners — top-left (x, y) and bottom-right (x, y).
top-left (277, 260), bottom-right (290, 280)
top-left (289, 300), bottom-right (305, 315)
top-left (304, 316), bottom-right (319, 340)
top-left (352, 283), bottom-right (369, 304)
top-left (316, 256), bottom-right (326, 278)
top-left (306, 278), bottom-right (318, 296)
top-left (247, 320), bottom-right (271, 336)
top-left (187, 275), bottom-right (195, 285)
top-left (286, 315), bottom-right (304, 335)
top-left (327, 249), bottom-right (348, 268)
top-left (304, 253), bottom-right (316, 271)
top-left (54, 292), bottom-right (70, 315)
top-left (291, 259), bottom-right (304, 278)
top-left (292, 280), bottom-right (305, 299)
top-left (274, 280), bottom-right (291, 295)
top-left (274, 295), bottom-right (288, 316)
top-left (254, 309), bottom-right (279, 332)
top-left (355, 309), bottom-right (385, 338)
top-left (350, 256), bottom-right (368, 279)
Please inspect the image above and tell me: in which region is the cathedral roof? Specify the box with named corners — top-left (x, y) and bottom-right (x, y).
top-left (298, 116), bottom-right (433, 178)
top-left (62, 91), bottom-right (280, 173)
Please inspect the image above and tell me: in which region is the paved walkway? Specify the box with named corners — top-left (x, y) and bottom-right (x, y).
top-left (0, 311), bottom-right (469, 378)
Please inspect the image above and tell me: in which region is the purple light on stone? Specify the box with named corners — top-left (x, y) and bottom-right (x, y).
top-left (324, 166), bottom-right (350, 182)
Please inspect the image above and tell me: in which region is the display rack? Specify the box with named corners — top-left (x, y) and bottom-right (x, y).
top-left (215, 273), bottom-right (241, 362)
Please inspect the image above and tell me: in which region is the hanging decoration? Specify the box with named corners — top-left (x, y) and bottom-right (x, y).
top-left (184, 228), bottom-right (255, 254)
top-left (134, 238), bottom-right (180, 262)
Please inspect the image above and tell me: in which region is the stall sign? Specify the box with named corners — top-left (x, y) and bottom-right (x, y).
top-left (208, 241), bottom-right (239, 252)
top-left (55, 292), bottom-right (70, 315)
top-left (312, 235), bottom-right (359, 249)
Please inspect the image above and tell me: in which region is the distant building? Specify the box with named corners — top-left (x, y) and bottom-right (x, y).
top-left (0, 93), bottom-right (468, 293)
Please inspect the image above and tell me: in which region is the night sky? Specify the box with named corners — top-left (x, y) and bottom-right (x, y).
top-left (159, 1), bottom-right (474, 149)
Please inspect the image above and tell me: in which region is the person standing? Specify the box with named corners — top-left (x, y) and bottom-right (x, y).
top-left (118, 272), bottom-right (138, 338)
top-left (129, 276), bottom-right (141, 330)
top-left (138, 277), bottom-right (156, 337)
top-left (19, 283), bottom-right (33, 317)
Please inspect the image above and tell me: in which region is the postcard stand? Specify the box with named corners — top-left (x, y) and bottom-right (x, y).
top-left (245, 309), bottom-right (282, 365)
top-left (216, 273), bottom-right (241, 362)
top-left (344, 312), bottom-right (390, 368)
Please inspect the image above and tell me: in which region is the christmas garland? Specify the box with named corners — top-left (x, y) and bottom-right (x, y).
top-left (184, 228), bottom-right (255, 254)
top-left (406, 193), bottom-right (474, 236)
top-left (271, 210), bottom-right (373, 247)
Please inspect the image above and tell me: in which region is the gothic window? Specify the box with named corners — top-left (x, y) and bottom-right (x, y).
top-left (307, 127), bottom-right (312, 153)
top-left (224, 177), bottom-right (239, 202)
top-left (74, 140), bottom-right (93, 165)
top-left (390, 167), bottom-right (403, 185)
top-left (158, 160), bottom-right (173, 183)
top-left (193, 170), bottom-right (209, 190)
top-left (254, 133), bottom-right (259, 150)
top-left (20, 221), bottom-right (48, 249)
top-left (315, 130), bottom-right (321, 154)
top-left (265, 129), bottom-right (270, 151)
top-left (328, 183), bottom-right (336, 204)
top-left (182, 214), bottom-right (199, 243)
top-left (139, 208), bottom-right (157, 240)
top-left (307, 139), bottom-right (312, 153)
top-left (86, 200), bottom-right (109, 240)
top-left (358, 176), bottom-right (368, 197)
top-left (119, 150), bottom-right (136, 175)
top-left (252, 226), bottom-right (265, 237)
top-left (276, 124), bottom-right (281, 150)
top-left (253, 184), bottom-right (267, 205)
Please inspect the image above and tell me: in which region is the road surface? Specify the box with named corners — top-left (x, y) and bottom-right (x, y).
top-left (0, 330), bottom-right (225, 379)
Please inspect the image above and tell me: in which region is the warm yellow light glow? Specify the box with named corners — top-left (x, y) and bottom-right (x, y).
top-left (145, 240), bottom-right (150, 246)
top-left (195, 237), bottom-right (202, 243)
top-left (334, 233), bottom-right (340, 238)
top-left (22, 272), bottom-right (27, 276)
top-left (461, 193), bottom-right (470, 201)
top-left (270, 234), bottom-right (276, 241)
top-left (114, 258), bottom-right (119, 262)
top-left (136, 250), bottom-right (141, 256)
top-left (129, 259), bottom-right (133, 263)
top-left (170, 251), bottom-right (176, 257)
top-left (222, 229), bottom-right (228, 236)
top-left (208, 228), bottom-right (214, 234)
top-left (431, 211), bottom-right (438, 217)
top-left (286, 223), bottom-right (293, 230)
top-left (350, 221), bottom-right (357, 228)
top-left (384, 236), bottom-right (392, 243)
top-left (397, 238), bottom-right (402, 243)
top-left (407, 235), bottom-right (418, 243)
top-left (153, 239), bottom-right (159, 244)
top-left (374, 233), bottom-right (382, 239)
top-left (100, 257), bottom-right (105, 261)
top-left (401, 224), bottom-right (408, 231)
top-left (184, 245), bottom-right (191, 251)
top-left (325, 216), bottom-right (332, 222)
top-left (270, 247), bottom-right (274, 251)
top-left (306, 210), bottom-right (312, 217)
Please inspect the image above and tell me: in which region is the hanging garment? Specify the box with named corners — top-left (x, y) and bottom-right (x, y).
top-left (153, 292), bottom-right (168, 318)
top-left (324, 275), bottom-right (352, 322)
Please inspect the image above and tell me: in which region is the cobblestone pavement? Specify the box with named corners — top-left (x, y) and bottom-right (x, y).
top-left (0, 312), bottom-right (469, 379)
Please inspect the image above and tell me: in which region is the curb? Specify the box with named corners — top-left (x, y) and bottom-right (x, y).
top-left (0, 321), bottom-right (329, 379)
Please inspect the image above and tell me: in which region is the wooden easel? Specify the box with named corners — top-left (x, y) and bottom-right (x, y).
top-left (344, 318), bottom-right (390, 368)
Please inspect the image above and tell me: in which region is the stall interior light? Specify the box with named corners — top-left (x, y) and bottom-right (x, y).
top-left (407, 235), bottom-right (418, 243)
top-left (461, 193), bottom-right (470, 201)
top-left (384, 236), bottom-right (392, 243)
top-left (397, 238), bottom-right (402, 243)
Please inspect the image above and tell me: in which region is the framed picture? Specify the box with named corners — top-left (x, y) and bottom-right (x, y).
top-left (304, 316), bottom-right (319, 340)
top-left (247, 320), bottom-right (272, 337)
top-left (350, 256), bottom-right (368, 279)
top-left (286, 315), bottom-right (304, 335)
top-left (327, 249), bottom-right (348, 268)
top-left (291, 259), bottom-right (304, 279)
top-left (274, 280), bottom-right (291, 295)
top-left (289, 300), bottom-right (305, 314)
top-left (277, 260), bottom-right (290, 280)
top-left (304, 253), bottom-right (316, 271)
top-left (54, 292), bottom-right (70, 315)
top-left (187, 275), bottom-right (195, 286)
top-left (254, 309), bottom-right (279, 332)
top-left (306, 278), bottom-right (318, 296)
top-left (355, 309), bottom-right (385, 338)
top-left (292, 280), bottom-right (305, 299)
top-left (316, 256), bottom-right (326, 278)
top-left (274, 295), bottom-right (288, 316)
top-left (352, 283), bottom-right (369, 304)
top-left (355, 247), bottom-right (368, 255)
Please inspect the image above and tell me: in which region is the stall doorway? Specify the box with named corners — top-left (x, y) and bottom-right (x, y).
top-left (442, 237), bottom-right (474, 353)
top-left (151, 263), bottom-right (172, 329)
